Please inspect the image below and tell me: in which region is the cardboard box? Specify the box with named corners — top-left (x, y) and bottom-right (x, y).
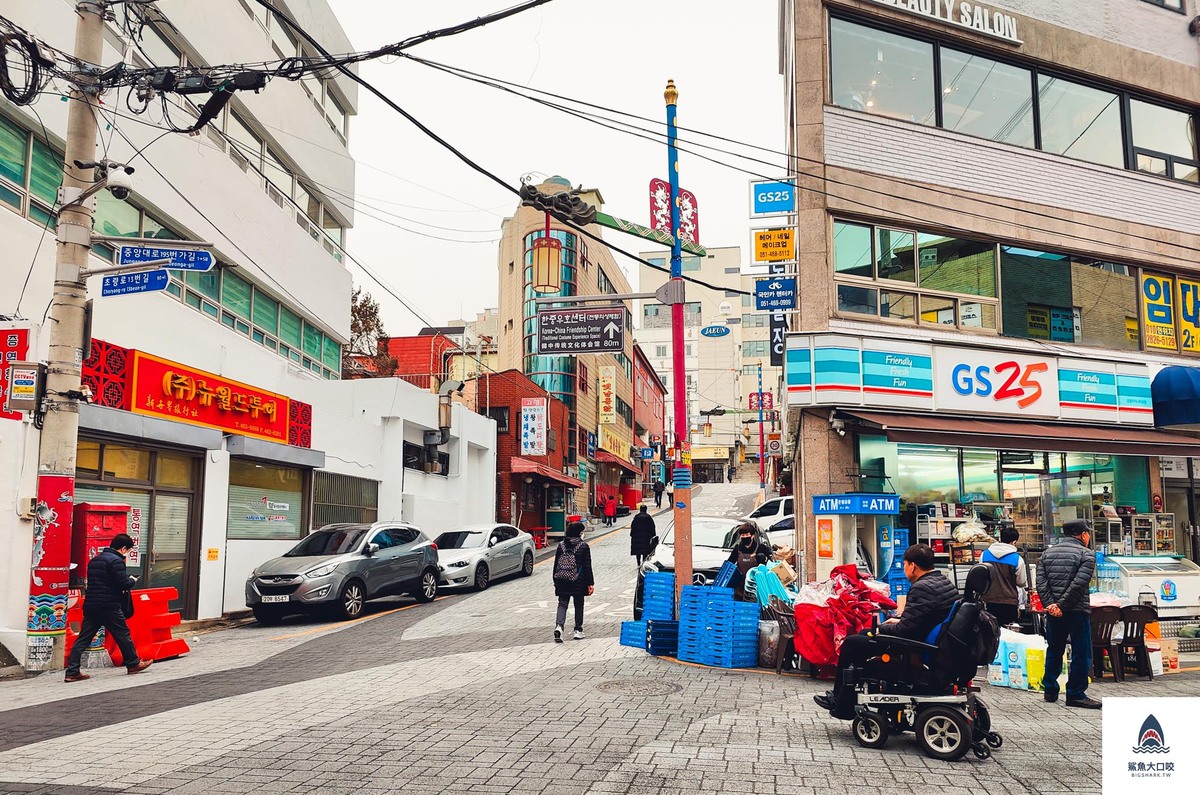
top-left (773, 560), bottom-right (797, 587)
top-left (1149, 650), bottom-right (1164, 677)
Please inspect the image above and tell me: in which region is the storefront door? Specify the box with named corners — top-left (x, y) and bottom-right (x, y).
top-left (148, 493), bottom-right (192, 603)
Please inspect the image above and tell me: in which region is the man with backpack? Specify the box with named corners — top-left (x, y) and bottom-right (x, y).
top-left (815, 544), bottom-right (957, 718)
top-left (553, 521), bottom-right (595, 642)
top-left (1037, 519), bottom-right (1100, 709)
top-left (980, 526), bottom-right (1027, 626)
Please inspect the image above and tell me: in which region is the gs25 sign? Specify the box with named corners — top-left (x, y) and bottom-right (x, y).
top-left (937, 352), bottom-right (1058, 417)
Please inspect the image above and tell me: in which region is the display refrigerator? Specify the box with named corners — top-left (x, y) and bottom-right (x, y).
top-left (1129, 513), bottom-right (1176, 556)
top-left (1109, 556), bottom-right (1200, 618)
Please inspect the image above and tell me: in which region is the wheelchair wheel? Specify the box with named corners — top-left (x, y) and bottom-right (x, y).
top-left (915, 706), bottom-right (971, 762)
top-left (971, 699), bottom-right (1003, 749)
top-left (852, 712), bottom-right (889, 749)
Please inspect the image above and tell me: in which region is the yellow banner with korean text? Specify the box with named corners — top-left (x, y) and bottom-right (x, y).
top-left (1141, 273), bottom-right (1177, 351)
top-left (598, 365), bottom-right (617, 424)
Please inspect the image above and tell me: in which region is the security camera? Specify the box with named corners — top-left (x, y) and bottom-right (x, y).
top-left (106, 166), bottom-right (134, 201)
top-left (830, 417), bottom-right (846, 437)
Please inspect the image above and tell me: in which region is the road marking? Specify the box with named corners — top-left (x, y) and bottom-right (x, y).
top-left (269, 595), bottom-right (455, 641)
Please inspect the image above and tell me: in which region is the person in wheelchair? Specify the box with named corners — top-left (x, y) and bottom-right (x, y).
top-left (815, 544), bottom-right (958, 718)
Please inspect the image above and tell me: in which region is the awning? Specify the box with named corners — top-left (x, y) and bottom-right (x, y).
top-left (594, 450), bottom-right (641, 475)
top-left (511, 457), bottom-right (584, 488)
top-left (1152, 366), bottom-right (1200, 430)
top-left (842, 410), bottom-right (1200, 457)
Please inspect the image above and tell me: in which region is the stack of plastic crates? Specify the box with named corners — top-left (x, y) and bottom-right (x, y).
top-left (713, 561), bottom-right (736, 588)
top-left (677, 585), bottom-right (759, 668)
top-left (642, 571), bottom-right (677, 621)
top-left (646, 619), bottom-right (679, 656)
top-left (619, 620), bottom-right (648, 649)
top-left (886, 528), bottom-right (910, 600)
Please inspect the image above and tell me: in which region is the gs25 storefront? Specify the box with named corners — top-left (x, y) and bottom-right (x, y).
top-left (785, 333), bottom-right (1200, 556)
top-left (68, 340), bottom-right (319, 620)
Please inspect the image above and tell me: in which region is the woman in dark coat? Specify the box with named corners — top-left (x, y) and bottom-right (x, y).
top-left (629, 505), bottom-right (657, 566)
top-left (553, 521), bottom-right (595, 642)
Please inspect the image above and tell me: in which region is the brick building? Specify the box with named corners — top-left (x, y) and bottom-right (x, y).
top-left (632, 344), bottom-right (668, 489)
top-left (387, 332), bottom-right (458, 391)
top-left (474, 369), bottom-right (581, 538)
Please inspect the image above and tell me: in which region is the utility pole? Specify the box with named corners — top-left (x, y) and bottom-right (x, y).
top-left (757, 363), bottom-right (766, 492)
top-left (26, 0), bottom-right (105, 671)
top-left (665, 80), bottom-right (693, 602)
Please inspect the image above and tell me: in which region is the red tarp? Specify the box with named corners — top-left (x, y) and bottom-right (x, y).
top-left (793, 565), bottom-right (898, 667)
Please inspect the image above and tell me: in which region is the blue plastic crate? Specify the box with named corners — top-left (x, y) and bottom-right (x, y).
top-left (713, 561), bottom-right (737, 589)
top-left (619, 620), bottom-right (647, 649)
top-left (644, 571), bottom-right (676, 589)
top-left (700, 654), bottom-right (758, 669)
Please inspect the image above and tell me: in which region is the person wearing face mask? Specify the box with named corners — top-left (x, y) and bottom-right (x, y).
top-left (726, 522), bottom-right (770, 599)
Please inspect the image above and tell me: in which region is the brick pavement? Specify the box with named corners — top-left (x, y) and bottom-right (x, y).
top-left (1, 483), bottom-right (1196, 794)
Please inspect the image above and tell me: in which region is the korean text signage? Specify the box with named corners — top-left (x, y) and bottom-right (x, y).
top-left (786, 333), bottom-right (1153, 424)
top-left (1, 327), bottom-right (30, 420)
top-left (598, 365), bottom-right (617, 425)
top-left (749, 391), bottom-right (773, 410)
top-left (769, 261), bottom-right (789, 367)
top-left (537, 306), bottom-right (625, 354)
top-left (752, 228), bottom-right (794, 263)
top-left (599, 425), bottom-right (625, 457)
top-left (520, 397), bottom-right (547, 456)
top-left (1143, 273), bottom-right (1177, 351)
top-left (862, 0), bottom-right (1022, 45)
top-left (755, 277), bottom-right (797, 311)
top-left (131, 351), bottom-right (291, 442)
top-left (750, 179), bottom-right (797, 217)
top-left (813, 493), bottom-right (901, 515)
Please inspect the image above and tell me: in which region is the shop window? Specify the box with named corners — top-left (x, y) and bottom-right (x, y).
top-left (939, 48), bottom-right (1034, 147)
top-left (837, 284), bottom-right (878, 316)
top-left (961, 449), bottom-right (1000, 502)
top-left (1037, 76), bottom-right (1124, 169)
top-left (227, 460), bottom-right (305, 540)
top-left (312, 471), bottom-right (379, 528)
top-left (155, 453), bottom-right (195, 488)
top-left (830, 18), bottom-right (935, 124)
top-left (77, 441), bottom-right (101, 478)
top-left (919, 295), bottom-right (956, 326)
top-left (487, 407), bottom-right (510, 433)
top-left (916, 234), bottom-right (996, 297)
top-left (103, 445), bottom-right (151, 481)
top-left (896, 444), bottom-right (960, 504)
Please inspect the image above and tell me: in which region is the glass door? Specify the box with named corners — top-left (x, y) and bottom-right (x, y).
top-left (1002, 470), bottom-right (1044, 550)
top-left (150, 493), bottom-right (192, 613)
top-left (1040, 474), bottom-right (1093, 545)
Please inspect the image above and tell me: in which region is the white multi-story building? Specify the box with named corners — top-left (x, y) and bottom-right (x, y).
top-left (0, 0), bottom-right (495, 668)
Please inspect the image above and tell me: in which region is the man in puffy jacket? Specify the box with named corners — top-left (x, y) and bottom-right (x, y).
top-left (815, 544), bottom-right (958, 718)
top-left (64, 533), bottom-right (153, 682)
top-left (1037, 520), bottom-right (1099, 709)
top-left (981, 526), bottom-right (1027, 626)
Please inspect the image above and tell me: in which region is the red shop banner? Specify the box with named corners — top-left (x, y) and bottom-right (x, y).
top-left (130, 351), bottom-right (290, 443)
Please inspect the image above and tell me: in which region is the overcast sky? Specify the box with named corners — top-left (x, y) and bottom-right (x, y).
top-left (325, 0), bottom-right (786, 336)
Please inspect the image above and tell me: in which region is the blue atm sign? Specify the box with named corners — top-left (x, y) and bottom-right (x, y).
top-left (812, 493), bottom-right (900, 515)
top-left (750, 179), bottom-right (797, 217)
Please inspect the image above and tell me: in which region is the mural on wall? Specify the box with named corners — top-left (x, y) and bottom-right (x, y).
top-left (26, 474), bottom-right (75, 670)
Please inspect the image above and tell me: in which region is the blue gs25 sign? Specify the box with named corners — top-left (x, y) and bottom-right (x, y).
top-left (750, 179), bottom-right (797, 217)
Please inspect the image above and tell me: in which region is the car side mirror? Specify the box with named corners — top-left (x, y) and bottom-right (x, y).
top-left (488, 537), bottom-right (498, 548)
top-left (365, 542), bottom-right (380, 556)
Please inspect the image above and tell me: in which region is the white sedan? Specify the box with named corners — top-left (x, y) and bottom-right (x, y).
top-left (435, 524), bottom-right (536, 591)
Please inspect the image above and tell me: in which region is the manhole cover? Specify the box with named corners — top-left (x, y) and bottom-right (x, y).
top-left (595, 678), bottom-right (683, 696)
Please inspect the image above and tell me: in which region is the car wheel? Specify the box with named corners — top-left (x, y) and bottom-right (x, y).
top-left (337, 580), bottom-right (365, 620)
top-left (521, 550), bottom-right (535, 577)
top-left (474, 563), bottom-right (490, 591)
top-left (415, 568), bottom-right (439, 603)
top-left (252, 606), bottom-right (284, 626)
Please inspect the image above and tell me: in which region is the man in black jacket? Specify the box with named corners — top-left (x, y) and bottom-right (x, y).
top-left (629, 506), bottom-right (657, 566)
top-left (64, 533), bottom-right (153, 682)
top-left (1037, 520), bottom-right (1099, 709)
top-left (815, 544), bottom-right (958, 718)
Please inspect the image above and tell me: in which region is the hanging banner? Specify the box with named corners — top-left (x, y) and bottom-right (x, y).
top-left (520, 397), bottom-right (548, 456)
top-left (598, 365), bottom-right (617, 424)
top-left (769, 260), bottom-right (789, 366)
top-left (1141, 272), bottom-right (1177, 351)
top-left (649, 178), bottom-right (700, 245)
top-left (1, 326), bottom-right (31, 421)
top-left (1177, 276), bottom-right (1200, 353)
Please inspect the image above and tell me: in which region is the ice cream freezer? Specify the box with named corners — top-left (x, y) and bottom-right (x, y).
top-left (1109, 556), bottom-right (1200, 618)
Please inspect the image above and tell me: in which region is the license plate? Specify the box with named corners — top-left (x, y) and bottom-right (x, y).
top-left (261, 595), bottom-right (289, 604)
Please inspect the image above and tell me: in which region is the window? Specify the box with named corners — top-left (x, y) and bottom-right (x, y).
top-left (312, 472), bottom-right (378, 528)
top-left (402, 441), bottom-right (449, 477)
top-left (682, 256), bottom-right (702, 272)
top-left (598, 268), bottom-right (617, 295)
top-left (269, 14), bottom-right (299, 59)
top-left (227, 460), bottom-right (305, 541)
top-left (1141, 0), bottom-right (1184, 11)
top-left (616, 397), bottom-right (633, 427)
top-left (225, 113), bottom-right (263, 173)
top-left (654, 344), bottom-right (668, 357)
top-left (1131, 99), bottom-right (1199, 182)
top-left (252, 290), bottom-right (279, 334)
top-left (1037, 75), bottom-right (1124, 169)
top-left (916, 233), bottom-right (996, 297)
top-left (743, 340), bottom-right (770, 357)
top-left (578, 362), bottom-right (589, 393)
top-left (833, 221), bottom-right (873, 278)
top-left (487, 407), bottom-right (510, 433)
top-left (939, 48), bottom-right (1034, 147)
top-left (221, 270), bottom-right (253, 320)
top-left (830, 18), bottom-right (935, 124)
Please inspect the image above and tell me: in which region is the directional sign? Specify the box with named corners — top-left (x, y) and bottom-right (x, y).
top-left (100, 269), bottom-right (170, 297)
top-left (700, 325), bottom-right (730, 338)
top-left (755, 277), bottom-right (797, 311)
top-left (752, 227), bottom-right (794, 263)
top-left (750, 179), bottom-right (797, 217)
top-left (119, 244), bottom-right (214, 272)
top-left (536, 306), bottom-right (625, 354)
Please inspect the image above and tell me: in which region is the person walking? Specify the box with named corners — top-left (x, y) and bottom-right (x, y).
top-left (1037, 519), bottom-right (1100, 709)
top-left (553, 521), bottom-right (594, 642)
top-left (603, 494), bottom-right (617, 527)
top-left (64, 533), bottom-right (153, 682)
top-left (981, 526), bottom-right (1027, 627)
top-left (630, 505), bottom-right (657, 567)
top-left (652, 479), bottom-right (665, 508)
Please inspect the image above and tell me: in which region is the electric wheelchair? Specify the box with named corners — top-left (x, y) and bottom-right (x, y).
top-left (834, 565), bottom-right (1003, 761)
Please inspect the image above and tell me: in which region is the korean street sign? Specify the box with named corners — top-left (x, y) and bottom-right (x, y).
top-left (119, 244), bottom-right (214, 272)
top-left (750, 179), bottom-right (797, 217)
top-left (100, 269), bottom-right (170, 297)
top-left (536, 306), bottom-right (625, 354)
top-left (752, 227), bottom-right (794, 263)
top-left (755, 277), bottom-right (797, 311)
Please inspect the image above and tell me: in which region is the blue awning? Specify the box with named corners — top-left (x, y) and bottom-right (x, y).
top-left (1152, 366), bottom-right (1200, 429)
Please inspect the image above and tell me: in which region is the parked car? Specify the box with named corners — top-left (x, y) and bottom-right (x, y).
top-left (757, 514), bottom-right (796, 548)
top-left (246, 522), bottom-right (440, 624)
top-left (435, 524), bottom-right (536, 590)
top-left (634, 516), bottom-right (770, 619)
top-left (742, 496), bottom-right (794, 525)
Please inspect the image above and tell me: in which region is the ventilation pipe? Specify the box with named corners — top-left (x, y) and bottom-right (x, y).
top-left (424, 380), bottom-right (464, 473)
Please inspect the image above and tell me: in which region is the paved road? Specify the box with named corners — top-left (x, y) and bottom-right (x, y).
top-left (0, 483), bottom-right (1194, 794)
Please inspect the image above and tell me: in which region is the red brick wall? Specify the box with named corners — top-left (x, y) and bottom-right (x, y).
top-left (386, 336), bottom-right (456, 389)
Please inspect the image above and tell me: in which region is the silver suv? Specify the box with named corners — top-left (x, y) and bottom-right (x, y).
top-left (246, 522), bottom-right (440, 623)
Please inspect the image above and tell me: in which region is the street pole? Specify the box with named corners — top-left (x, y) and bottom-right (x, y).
top-left (665, 80), bottom-right (693, 602)
top-left (757, 363), bottom-right (766, 492)
top-left (26, 0), bottom-right (105, 672)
